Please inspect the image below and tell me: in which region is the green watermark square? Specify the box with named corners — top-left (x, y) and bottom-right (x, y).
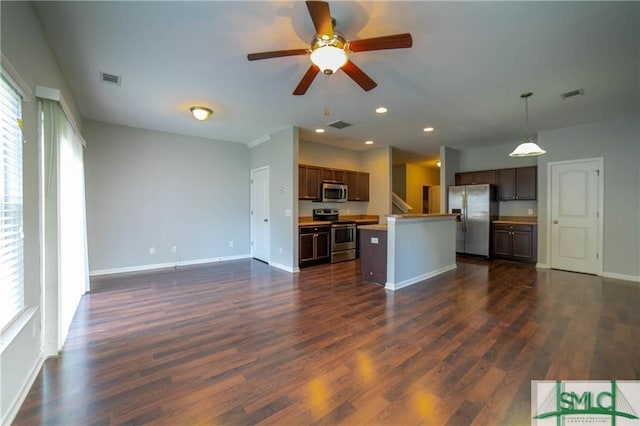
top-left (532, 380), bottom-right (640, 426)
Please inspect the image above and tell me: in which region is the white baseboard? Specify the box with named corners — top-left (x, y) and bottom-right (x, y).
top-left (89, 254), bottom-right (252, 277)
top-left (268, 261), bottom-right (299, 273)
top-left (2, 353), bottom-right (45, 426)
top-left (385, 263), bottom-right (457, 291)
top-left (535, 263), bottom-right (638, 283)
top-left (602, 271), bottom-right (640, 283)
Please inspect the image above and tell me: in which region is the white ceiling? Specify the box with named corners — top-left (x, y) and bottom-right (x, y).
top-left (34, 1), bottom-right (639, 165)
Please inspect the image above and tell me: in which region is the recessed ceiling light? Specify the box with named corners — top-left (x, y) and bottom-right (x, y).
top-left (365, 140), bottom-right (374, 145)
top-left (375, 107), bottom-right (388, 114)
top-left (423, 127), bottom-right (435, 132)
top-left (315, 128), bottom-right (325, 133)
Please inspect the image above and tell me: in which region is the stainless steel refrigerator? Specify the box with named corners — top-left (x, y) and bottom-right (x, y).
top-left (448, 184), bottom-right (498, 257)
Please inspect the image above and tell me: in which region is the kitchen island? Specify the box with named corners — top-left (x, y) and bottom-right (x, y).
top-left (359, 214), bottom-right (457, 291)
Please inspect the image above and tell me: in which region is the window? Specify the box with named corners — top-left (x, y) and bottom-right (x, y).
top-left (0, 75), bottom-right (24, 331)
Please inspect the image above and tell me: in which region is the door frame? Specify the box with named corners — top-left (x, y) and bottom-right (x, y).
top-left (545, 157), bottom-right (604, 275)
top-left (250, 166), bottom-right (270, 262)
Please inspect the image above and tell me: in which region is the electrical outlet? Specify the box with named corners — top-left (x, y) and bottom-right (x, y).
top-left (229, 241), bottom-right (234, 247)
top-left (172, 246), bottom-right (177, 253)
top-left (528, 209), bottom-right (534, 215)
top-left (149, 247), bottom-right (155, 255)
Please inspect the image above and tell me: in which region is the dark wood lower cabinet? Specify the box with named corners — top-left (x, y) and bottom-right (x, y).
top-left (299, 225), bottom-right (330, 267)
top-left (492, 223), bottom-right (537, 263)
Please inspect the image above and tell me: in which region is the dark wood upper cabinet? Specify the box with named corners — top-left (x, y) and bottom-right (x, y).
top-left (347, 171), bottom-right (369, 201)
top-left (299, 165), bottom-right (369, 202)
top-left (455, 170), bottom-right (497, 185)
top-left (498, 166), bottom-right (537, 200)
top-left (321, 168), bottom-right (346, 183)
top-left (298, 165), bottom-right (321, 200)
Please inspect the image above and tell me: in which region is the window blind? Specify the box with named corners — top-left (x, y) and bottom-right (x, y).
top-left (0, 75), bottom-right (24, 332)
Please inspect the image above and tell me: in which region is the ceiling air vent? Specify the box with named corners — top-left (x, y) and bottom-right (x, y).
top-left (100, 72), bottom-right (121, 86)
top-left (560, 88), bottom-right (584, 100)
top-left (327, 120), bottom-right (353, 130)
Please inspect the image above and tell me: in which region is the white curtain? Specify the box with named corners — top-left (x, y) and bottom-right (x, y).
top-left (42, 99), bottom-right (89, 350)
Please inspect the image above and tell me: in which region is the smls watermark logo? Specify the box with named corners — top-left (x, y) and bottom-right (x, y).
top-left (532, 380), bottom-right (640, 426)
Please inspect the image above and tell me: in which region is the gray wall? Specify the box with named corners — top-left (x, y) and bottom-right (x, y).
top-left (458, 144), bottom-right (538, 171)
top-left (362, 147), bottom-right (392, 221)
top-left (0, 2), bottom-right (82, 423)
top-left (84, 120), bottom-right (251, 273)
top-left (536, 116), bottom-right (639, 279)
top-left (250, 127), bottom-right (298, 271)
top-left (440, 146), bottom-right (460, 213)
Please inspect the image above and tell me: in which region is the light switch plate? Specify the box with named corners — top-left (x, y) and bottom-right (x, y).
top-left (371, 237), bottom-right (379, 244)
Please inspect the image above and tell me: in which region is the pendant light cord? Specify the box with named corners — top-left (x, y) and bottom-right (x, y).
top-left (521, 92), bottom-right (533, 142)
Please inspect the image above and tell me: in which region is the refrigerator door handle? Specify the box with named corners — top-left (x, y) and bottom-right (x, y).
top-left (462, 193), bottom-right (467, 232)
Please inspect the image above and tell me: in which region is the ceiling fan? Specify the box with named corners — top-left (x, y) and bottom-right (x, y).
top-left (247, 1), bottom-right (413, 95)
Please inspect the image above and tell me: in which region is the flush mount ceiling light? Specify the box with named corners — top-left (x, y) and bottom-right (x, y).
top-left (423, 127), bottom-right (434, 132)
top-left (190, 106), bottom-right (213, 121)
top-left (509, 92), bottom-right (546, 157)
top-left (375, 106), bottom-right (388, 114)
top-left (315, 128), bottom-right (325, 133)
top-left (365, 140), bottom-right (374, 145)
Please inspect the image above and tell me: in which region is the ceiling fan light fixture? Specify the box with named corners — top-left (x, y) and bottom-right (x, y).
top-left (509, 92), bottom-right (546, 157)
top-left (190, 106), bottom-right (213, 121)
top-left (310, 45), bottom-right (348, 74)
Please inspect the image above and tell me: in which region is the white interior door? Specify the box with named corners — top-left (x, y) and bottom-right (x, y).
top-left (251, 167), bottom-right (270, 262)
top-left (549, 158), bottom-right (603, 274)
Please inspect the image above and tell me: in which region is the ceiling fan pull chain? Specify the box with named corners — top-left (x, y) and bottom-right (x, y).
top-left (324, 74), bottom-right (330, 116)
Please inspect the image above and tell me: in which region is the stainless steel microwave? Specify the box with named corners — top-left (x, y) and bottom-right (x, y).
top-left (321, 182), bottom-right (348, 203)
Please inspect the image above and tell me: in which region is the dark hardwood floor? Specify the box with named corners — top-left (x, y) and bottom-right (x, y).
top-left (13, 257), bottom-right (640, 425)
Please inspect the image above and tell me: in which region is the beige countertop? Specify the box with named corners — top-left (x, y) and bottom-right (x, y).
top-left (493, 220), bottom-right (538, 225)
top-left (298, 220), bottom-right (331, 227)
top-left (358, 224), bottom-right (388, 231)
top-left (493, 216), bottom-right (538, 225)
top-left (387, 213), bottom-right (458, 219)
top-left (298, 215), bottom-right (379, 227)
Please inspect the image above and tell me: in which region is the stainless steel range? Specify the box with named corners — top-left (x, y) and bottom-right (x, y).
top-left (313, 208), bottom-right (356, 263)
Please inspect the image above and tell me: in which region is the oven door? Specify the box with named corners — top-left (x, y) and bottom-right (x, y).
top-left (332, 224), bottom-right (356, 251)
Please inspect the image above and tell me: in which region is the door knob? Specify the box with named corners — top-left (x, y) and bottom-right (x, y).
top-left (264, 218), bottom-right (268, 222)
top-left (552, 220), bottom-right (558, 224)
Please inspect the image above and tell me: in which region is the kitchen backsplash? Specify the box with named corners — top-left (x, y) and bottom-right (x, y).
top-left (498, 200), bottom-right (537, 217)
top-left (298, 200), bottom-right (369, 217)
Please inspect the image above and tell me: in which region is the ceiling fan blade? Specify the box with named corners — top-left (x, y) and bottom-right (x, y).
top-left (348, 33), bottom-right (413, 53)
top-left (341, 60), bottom-right (377, 91)
top-left (293, 65), bottom-right (320, 95)
top-left (247, 49), bottom-right (309, 61)
top-left (306, 1), bottom-right (333, 38)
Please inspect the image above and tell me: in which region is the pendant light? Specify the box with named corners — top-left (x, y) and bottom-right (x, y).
top-left (509, 92), bottom-right (546, 157)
